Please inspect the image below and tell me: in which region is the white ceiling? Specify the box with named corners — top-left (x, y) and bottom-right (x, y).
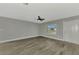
top-left (0, 3), bottom-right (79, 23)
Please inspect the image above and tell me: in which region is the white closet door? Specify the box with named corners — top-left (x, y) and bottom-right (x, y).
top-left (63, 20), bottom-right (79, 44)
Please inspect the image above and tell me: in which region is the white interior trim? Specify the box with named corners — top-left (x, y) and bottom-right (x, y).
top-left (0, 35), bottom-right (39, 44)
top-left (0, 35), bottom-right (78, 45)
top-left (0, 35), bottom-right (61, 44)
top-left (42, 35), bottom-right (79, 45)
top-left (42, 35), bottom-right (63, 41)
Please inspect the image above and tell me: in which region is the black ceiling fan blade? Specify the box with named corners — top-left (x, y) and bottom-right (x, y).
top-left (37, 16), bottom-right (45, 21)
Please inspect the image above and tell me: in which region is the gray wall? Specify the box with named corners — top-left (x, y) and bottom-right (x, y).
top-left (40, 20), bottom-right (63, 40)
top-left (40, 15), bottom-right (79, 44)
top-left (1, 15), bottom-right (79, 44)
top-left (0, 17), bottom-right (39, 41)
top-left (63, 15), bottom-right (79, 44)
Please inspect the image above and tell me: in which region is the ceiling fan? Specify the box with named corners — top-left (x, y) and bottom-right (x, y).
top-left (23, 4), bottom-right (45, 22)
top-left (37, 16), bottom-right (45, 21)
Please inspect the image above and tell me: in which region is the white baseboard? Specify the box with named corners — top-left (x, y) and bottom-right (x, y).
top-left (42, 35), bottom-right (79, 45)
top-left (0, 35), bottom-right (79, 45)
top-left (41, 35), bottom-right (63, 41)
top-left (0, 35), bottom-right (39, 44)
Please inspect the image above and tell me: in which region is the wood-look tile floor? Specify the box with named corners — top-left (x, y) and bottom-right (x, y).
top-left (0, 36), bottom-right (79, 55)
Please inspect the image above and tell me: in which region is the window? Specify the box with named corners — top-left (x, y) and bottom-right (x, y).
top-left (48, 24), bottom-right (56, 34)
